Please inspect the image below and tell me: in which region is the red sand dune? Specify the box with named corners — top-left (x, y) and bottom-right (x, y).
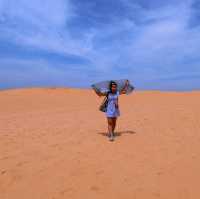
top-left (0, 88), bottom-right (200, 199)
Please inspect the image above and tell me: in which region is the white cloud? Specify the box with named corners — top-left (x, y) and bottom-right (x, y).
top-left (84, 0), bottom-right (200, 81)
top-left (0, 0), bottom-right (91, 56)
top-left (0, 0), bottom-right (71, 28)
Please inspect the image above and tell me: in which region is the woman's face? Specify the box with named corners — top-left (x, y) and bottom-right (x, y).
top-left (111, 84), bottom-right (117, 93)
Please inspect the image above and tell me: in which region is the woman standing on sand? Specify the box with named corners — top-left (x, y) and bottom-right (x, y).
top-left (94, 80), bottom-right (129, 141)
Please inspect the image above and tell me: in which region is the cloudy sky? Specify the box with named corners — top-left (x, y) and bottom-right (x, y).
top-left (0, 0), bottom-right (200, 90)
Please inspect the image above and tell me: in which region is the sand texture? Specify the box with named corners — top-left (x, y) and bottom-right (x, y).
top-left (1, 88), bottom-right (200, 199)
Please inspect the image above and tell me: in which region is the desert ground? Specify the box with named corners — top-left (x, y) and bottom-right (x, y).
top-left (0, 88), bottom-right (200, 199)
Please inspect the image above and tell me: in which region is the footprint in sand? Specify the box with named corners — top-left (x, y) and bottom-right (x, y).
top-left (90, 185), bottom-right (100, 192)
top-left (95, 170), bottom-right (104, 175)
top-left (1, 170), bottom-right (7, 175)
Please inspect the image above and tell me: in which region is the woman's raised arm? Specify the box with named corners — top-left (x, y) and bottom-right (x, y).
top-left (119, 80), bottom-right (129, 95)
top-left (94, 89), bottom-right (107, 97)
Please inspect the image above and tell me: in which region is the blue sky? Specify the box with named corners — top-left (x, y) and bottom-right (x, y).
top-left (0, 0), bottom-right (200, 90)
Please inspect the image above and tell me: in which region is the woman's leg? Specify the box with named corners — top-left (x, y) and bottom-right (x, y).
top-left (107, 117), bottom-right (115, 140)
top-left (107, 117), bottom-right (113, 136)
top-left (112, 117), bottom-right (117, 133)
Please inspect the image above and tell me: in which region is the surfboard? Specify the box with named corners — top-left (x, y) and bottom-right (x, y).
top-left (91, 79), bottom-right (134, 94)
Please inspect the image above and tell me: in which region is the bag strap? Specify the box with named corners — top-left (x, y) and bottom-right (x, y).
top-left (102, 91), bottom-right (109, 103)
top-left (106, 91), bottom-right (110, 99)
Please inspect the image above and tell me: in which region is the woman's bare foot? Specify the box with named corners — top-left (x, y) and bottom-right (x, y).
top-left (109, 132), bottom-right (114, 141)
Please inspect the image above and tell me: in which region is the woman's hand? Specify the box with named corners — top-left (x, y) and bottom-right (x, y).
top-left (125, 79), bottom-right (129, 86)
top-left (94, 88), bottom-right (102, 97)
top-left (120, 79), bottom-right (129, 94)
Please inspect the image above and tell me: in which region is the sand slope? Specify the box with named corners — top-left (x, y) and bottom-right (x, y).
top-left (1, 88), bottom-right (200, 199)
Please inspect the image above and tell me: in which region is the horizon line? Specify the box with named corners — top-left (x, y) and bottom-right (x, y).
top-left (1, 86), bottom-right (200, 92)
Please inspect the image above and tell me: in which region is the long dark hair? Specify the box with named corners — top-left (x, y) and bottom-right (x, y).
top-left (109, 80), bottom-right (117, 93)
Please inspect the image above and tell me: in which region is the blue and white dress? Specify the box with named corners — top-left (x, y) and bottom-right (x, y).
top-left (106, 91), bottom-right (120, 118)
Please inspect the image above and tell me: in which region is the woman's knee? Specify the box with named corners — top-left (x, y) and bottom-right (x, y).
top-left (107, 118), bottom-right (113, 125)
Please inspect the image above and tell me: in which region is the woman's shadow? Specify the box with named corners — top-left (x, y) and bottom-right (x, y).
top-left (98, 130), bottom-right (136, 137)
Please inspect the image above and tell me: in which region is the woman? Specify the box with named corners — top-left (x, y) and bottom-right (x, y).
top-left (94, 80), bottom-right (129, 141)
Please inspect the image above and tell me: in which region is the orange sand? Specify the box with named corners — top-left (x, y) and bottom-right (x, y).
top-left (0, 88), bottom-right (200, 199)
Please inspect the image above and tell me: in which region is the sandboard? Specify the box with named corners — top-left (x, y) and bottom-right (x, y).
top-left (91, 79), bottom-right (134, 94)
